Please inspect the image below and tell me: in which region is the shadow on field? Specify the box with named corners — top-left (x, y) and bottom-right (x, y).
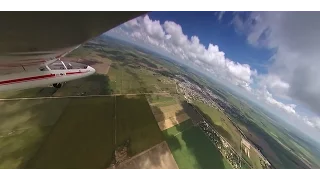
top-left (180, 101), bottom-right (229, 168)
top-left (180, 101), bottom-right (232, 142)
top-left (156, 101), bottom-right (229, 169)
top-left (148, 105), bottom-right (181, 168)
top-left (53, 74), bottom-right (113, 96)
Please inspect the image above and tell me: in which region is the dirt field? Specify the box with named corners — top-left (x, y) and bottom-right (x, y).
top-left (158, 113), bottom-right (190, 131)
top-left (152, 104), bottom-right (185, 121)
top-left (116, 141), bottom-right (178, 169)
top-left (151, 103), bottom-right (190, 130)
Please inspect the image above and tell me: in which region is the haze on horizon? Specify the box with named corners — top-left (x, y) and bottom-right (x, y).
top-left (105, 11), bottom-right (320, 144)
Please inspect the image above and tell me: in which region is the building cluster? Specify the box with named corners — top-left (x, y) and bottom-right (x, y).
top-left (175, 77), bottom-right (217, 107)
top-left (199, 121), bottom-right (241, 169)
top-left (175, 75), bottom-right (272, 169)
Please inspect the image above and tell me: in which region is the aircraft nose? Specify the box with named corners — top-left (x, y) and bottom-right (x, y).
top-left (87, 66), bottom-right (96, 74)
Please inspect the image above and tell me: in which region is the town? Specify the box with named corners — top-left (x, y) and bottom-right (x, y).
top-left (173, 74), bottom-right (271, 169)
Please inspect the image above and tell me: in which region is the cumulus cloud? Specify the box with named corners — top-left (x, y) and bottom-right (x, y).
top-left (119, 15), bottom-right (257, 92)
top-left (255, 85), bottom-right (297, 115)
top-left (258, 74), bottom-right (290, 99)
top-left (109, 13), bottom-right (320, 130)
top-left (232, 11), bottom-right (320, 128)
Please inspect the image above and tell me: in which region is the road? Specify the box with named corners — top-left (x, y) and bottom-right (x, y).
top-left (0, 92), bottom-right (170, 101)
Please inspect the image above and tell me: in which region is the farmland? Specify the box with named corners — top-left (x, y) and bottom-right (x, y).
top-left (192, 101), bottom-right (241, 153)
top-left (26, 97), bottom-right (115, 169)
top-left (163, 120), bottom-right (232, 169)
top-left (0, 98), bottom-right (69, 168)
top-left (115, 95), bottom-right (164, 156)
top-left (2, 34), bottom-right (320, 169)
top-left (0, 94), bottom-right (164, 169)
top-left (147, 93), bottom-right (232, 169)
top-left (202, 80), bottom-right (319, 168)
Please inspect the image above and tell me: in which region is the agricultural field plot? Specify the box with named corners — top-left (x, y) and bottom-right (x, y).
top-left (99, 41), bottom-right (177, 94)
top-left (240, 139), bottom-right (264, 169)
top-left (26, 97), bottom-right (115, 169)
top-left (116, 141), bottom-right (178, 169)
top-left (147, 94), bottom-right (177, 107)
top-left (0, 98), bottom-right (70, 168)
top-left (1, 94), bottom-right (166, 169)
top-left (107, 62), bottom-right (176, 94)
top-left (163, 120), bottom-right (232, 169)
top-left (115, 95), bottom-right (164, 156)
top-left (192, 101), bottom-right (241, 153)
top-left (150, 100), bottom-right (190, 131)
top-left (0, 87), bottom-right (57, 99)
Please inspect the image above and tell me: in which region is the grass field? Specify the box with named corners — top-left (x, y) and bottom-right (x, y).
top-left (192, 101), bottom-right (241, 153)
top-left (115, 95), bottom-right (164, 156)
top-left (163, 120), bottom-right (232, 169)
top-left (0, 87), bottom-right (57, 99)
top-left (98, 39), bottom-right (177, 94)
top-left (240, 145), bottom-right (263, 169)
top-left (0, 99), bottom-right (70, 168)
top-left (147, 94), bottom-right (175, 103)
top-left (0, 94), bottom-right (164, 169)
top-left (26, 97), bottom-right (115, 169)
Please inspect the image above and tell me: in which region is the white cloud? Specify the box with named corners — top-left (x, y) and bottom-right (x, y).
top-left (119, 15), bottom-right (256, 91)
top-left (258, 74), bottom-right (290, 99)
top-left (109, 13), bottom-right (320, 130)
top-left (255, 85), bottom-right (297, 115)
top-left (217, 11), bottom-right (225, 22)
top-left (232, 11), bottom-right (320, 128)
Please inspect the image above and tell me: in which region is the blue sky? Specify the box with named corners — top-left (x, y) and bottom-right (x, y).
top-left (106, 11), bottom-right (320, 139)
top-left (148, 11), bottom-right (273, 74)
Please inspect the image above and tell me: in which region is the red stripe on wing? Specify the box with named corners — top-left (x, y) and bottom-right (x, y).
top-left (0, 74), bottom-right (55, 85)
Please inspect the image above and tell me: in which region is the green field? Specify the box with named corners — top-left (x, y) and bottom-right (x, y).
top-left (0, 87), bottom-right (57, 99)
top-left (240, 145), bottom-right (262, 169)
top-left (146, 94), bottom-right (177, 107)
top-left (115, 95), bottom-right (164, 155)
top-left (163, 120), bottom-right (232, 169)
top-left (107, 62), bottom-right (176, 94)
top-left (0, 94), bottom-right (164, 169)
top-left (98, 39), bottom-right (177, 94)
top-left (0, 99), bottom-right (70, 168)
top-left (193, 101), bottom-right (241, 153)
top-left (26, 97), bottom-right (115, 169)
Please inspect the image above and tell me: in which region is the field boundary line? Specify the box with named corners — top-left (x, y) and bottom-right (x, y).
top-left (0, 92), bottom-right (170, 101)
top-left (116, 141), bottom-right (167, 167)
top-left (168, 123), bottom-right (195, 137)
top-left (114, 96), bottom-right (117, 146)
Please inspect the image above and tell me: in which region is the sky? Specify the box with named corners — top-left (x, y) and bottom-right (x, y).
top-left (106, 11), bottom-right (320, 139)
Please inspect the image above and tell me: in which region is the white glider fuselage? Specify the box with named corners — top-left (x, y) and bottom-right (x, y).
top-left (0, 61), bottom-right (95, 92)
